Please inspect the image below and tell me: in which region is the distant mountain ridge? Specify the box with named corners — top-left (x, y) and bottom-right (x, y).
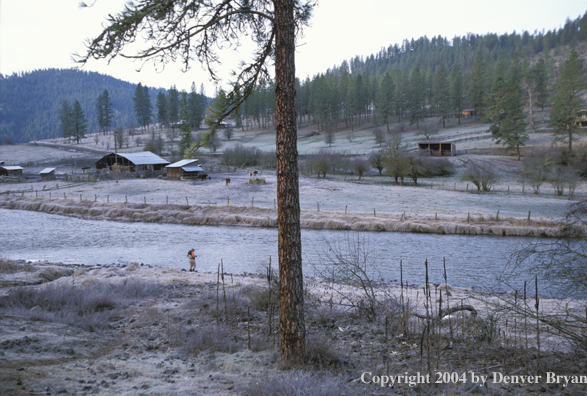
top-left (0, 68), bottom-right (163, 144)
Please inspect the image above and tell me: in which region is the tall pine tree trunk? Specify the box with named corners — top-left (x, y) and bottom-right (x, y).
top-left (274, 0), bottom-right (305, 361)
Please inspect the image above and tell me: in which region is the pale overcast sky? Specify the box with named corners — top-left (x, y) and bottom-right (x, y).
top-left (1, 0), bottom-right (585, 94)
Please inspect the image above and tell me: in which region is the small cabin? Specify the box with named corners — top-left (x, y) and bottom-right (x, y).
top-left (577, 109), bottom-right (587, 127)
top-left (0, 166), bottom-right (23, 177)
top-left (462, 109), bottom-right (474, 117)
top-left (417, 142), bottom-right (456, 157)
top-left (40, 167), bottom-right (56, 181)
top-left (166, 159), bottom-right (207, 180)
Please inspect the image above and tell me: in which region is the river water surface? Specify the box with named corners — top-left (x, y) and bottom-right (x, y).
top-left (1, 208), bottom-right (544, 293)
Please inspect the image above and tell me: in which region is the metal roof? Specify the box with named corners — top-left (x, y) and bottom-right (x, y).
top-left (40, 168), bottom-right (56, 174)
top-left (181, 165), bottom-right (204, 172)
top-left (112, 152), bottom-right (170, 165)
top-left (1, 166), bottom-right (23, 171)
top-left (166, 159), bottom-right (198, 168)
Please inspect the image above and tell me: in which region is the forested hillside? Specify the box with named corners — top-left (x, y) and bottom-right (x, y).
top-left (0, 69), bottom-right (162, 144)
top-left (235, 12), bottom-right (587, 131)
top-left (2, 11), bottom-right (586, 145)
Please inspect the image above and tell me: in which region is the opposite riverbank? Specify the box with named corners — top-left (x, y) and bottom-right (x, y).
top-left (0, 195), bottom-right (566, 237)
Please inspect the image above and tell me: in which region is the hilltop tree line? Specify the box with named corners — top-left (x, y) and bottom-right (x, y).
top-left (227, 11), bottom-right (587, 137)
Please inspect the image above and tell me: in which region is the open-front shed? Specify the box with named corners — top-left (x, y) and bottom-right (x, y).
top-left (417, 142), bottom-right (456, 156)
top-left (40, 168), bottom-right (57, 181)
top-left (166, 159), bottom-right (207, 180)
top-left (96, 152), bottom-right (170, 177)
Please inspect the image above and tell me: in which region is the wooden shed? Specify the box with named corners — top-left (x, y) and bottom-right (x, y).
top-left (417, 142), bottom-right (456, 156)
top-left (95, 151), bottom-right (170, 177)
top-left (0, 166), bottom-right (23, 177)
top-left (166, 159), bottom-right (207, 180)
top-left (462, 108), bottom-right (474, 117)
top-left (577, 109), bottom-right (587, 127)
top-left (40, 167), bottom-right (56, 181)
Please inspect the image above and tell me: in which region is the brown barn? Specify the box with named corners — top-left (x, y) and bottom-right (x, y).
top-left (417, 142), bottom-right (456, 156)
top-left (166, 159), bottom-right (206, 180)
top-left (96, 152), bottom-right (170, 177)
top-left (40, 167), bottom-right (56, 181)
top-left (0, 166), bottom-right (23, 177)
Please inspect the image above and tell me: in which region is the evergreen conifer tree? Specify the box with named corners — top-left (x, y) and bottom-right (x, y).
top-left (550, 50), bottom-right (587, 152)
top-left (71, 100), bottom-right (88, 144)
top-left (59, 99), bottom-right (73, 139)
top-left (449, 66), bottom-right (464, 125)
top-left (433, 63), bottom-right (450, 128)
top-left (156, 91), bottom-right (168, 129)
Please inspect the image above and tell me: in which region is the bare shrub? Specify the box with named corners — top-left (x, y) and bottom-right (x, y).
top-left (243, 370), bottom-right (360, 396)
top-left (486, 201), bottom-right (587, 352)
top-left (549, 166), bottom-right (580, 197)
top-left (458, 315), bottom-right (499, 344)
top-left (522, 152), bottom-right (549, 194)
top-left (460, 160), bottom-right (499, 192)
top-left (259, 150), bottom-right (277, 169)
top-left (312, 233), bottom-right (380, 321)
top-left (221, 143), bottom-right (261, 167)
top-left (303, 334), bottom-right (346, 369)
top-left (423, 157), bottom-right (454, 177)
top-left (248, 333), bottom-right (273, 352)
top-left (181, 324), bottom-right (239, 357)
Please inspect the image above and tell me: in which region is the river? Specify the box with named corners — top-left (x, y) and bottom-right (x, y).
top-left (1, 208), bottom-right (545, 294)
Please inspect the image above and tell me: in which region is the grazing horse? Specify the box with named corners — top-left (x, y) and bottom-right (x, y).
top-left (225, 178), bottom-right (231, 185)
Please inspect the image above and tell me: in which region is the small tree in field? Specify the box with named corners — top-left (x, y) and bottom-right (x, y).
top-left (373, 128), bottom-right (385, 147)
top-left (369, 151), bottom-right (385, 175)
top-left (325, 130), bottom-right (335, 147)
top-left (352, 160), bottom-right (369, 181)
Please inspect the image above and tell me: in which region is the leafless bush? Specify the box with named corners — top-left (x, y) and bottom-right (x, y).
top-left (486, 200), bottom-right (587, 352)
top-left (221, 143), bottom-right (262, 167)
top-left (460, 160), bottom-right (499, 192)
top-left (522, 153), bottom-right (549, 194)
top-left (181, 324), bottom-right (240, 357)
top-left (549, 166), bottom-right (580, 197)
top-left (304, 334), bottom-right (346, 369)
top-left (248, 333), bottom-right (273, 352)
top-left (244, 370), bottom-right (360, 396)
top-left (312, 233), bottom-right (381, 321)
